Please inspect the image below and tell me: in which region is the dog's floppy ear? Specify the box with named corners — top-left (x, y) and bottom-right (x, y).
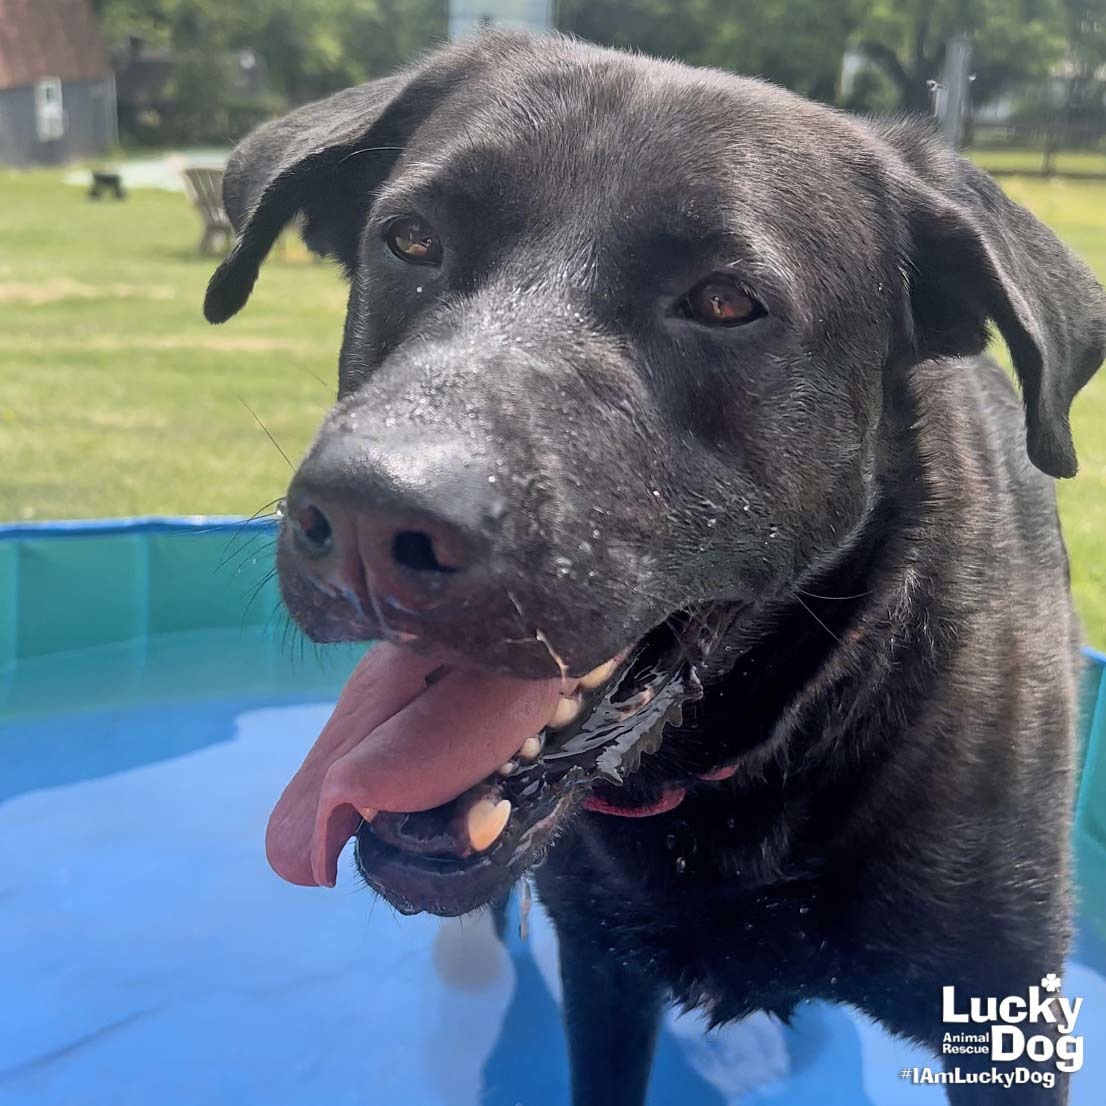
top-left (891, 128), bottom-right (1106, 478)
top-left (204, 50), bottom-right (469, 325)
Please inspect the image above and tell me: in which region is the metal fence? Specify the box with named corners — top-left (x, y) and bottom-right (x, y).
top-left (968, 119), bottom-right (1106, 179)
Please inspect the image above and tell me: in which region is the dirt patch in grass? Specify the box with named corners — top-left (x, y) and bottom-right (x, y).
top-left (0, 333), bottom-right (321, 355)
top-left (0, 278), bottom-right (176, 306)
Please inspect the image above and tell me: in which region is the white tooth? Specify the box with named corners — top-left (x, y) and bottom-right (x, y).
top-left (497, 760), bottom-right (518, 776)
top-left (579, 656), bottom-right (619, 689)
top-left (549, 695), bottom-right (581, 729)
top-left (357, 806), bottom-right (378, 822)
top-left (466, 798), bottom-right (512, 852)
top-left (519, 735), bottom-right (543, 760)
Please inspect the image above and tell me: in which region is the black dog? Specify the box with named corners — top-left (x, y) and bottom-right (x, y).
top-left (205, 32), bottom-right (1105, 1105)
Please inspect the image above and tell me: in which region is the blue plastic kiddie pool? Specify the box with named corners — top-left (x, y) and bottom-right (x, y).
top-left (2, 518), bottom-right (1104, 1105)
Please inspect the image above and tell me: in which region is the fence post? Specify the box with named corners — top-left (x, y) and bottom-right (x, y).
top-left (1044, 123), bottom-right (1058, 176)
top-left (937, 34), bottom-right (973, 149)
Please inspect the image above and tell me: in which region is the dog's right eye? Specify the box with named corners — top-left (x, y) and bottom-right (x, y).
top-left (679, 276), bottom-right (765, 327)
top-left (385, 217), bottom-right (442, 265)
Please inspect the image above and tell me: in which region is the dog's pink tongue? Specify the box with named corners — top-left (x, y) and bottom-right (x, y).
top-left (266, 644), bottom-right (567, 888)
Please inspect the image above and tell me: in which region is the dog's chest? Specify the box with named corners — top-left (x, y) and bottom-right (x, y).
top-left (542, 829), bottom-right (850, 1015)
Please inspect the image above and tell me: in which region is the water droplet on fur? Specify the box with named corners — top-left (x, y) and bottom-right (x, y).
top-left (674, 857), bottom-right (687, 874)
top-left (706, 517), bottom-right (717, 528)
top-left (798, 905), bottom-right (810, 915)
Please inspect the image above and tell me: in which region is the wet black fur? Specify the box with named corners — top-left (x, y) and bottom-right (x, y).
top-left (207, 32), bottom-right (1106, 1104)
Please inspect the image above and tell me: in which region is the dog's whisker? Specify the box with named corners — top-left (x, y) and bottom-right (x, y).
top-left (300, 366), bottom-right (333, 392)
top-left (263, 599), bottom-right (286, 640)
top-left (213, 497), bottom-right (283, 567)
top-left (232, 391), bottom-right (294, 470)
top-left (335, 145), bottom-right (406, 167)
top-left (795, 587), bottom-right (873, 602)
top-left (241, 568), bottom-right (278, 625)
top-left (216, 532), bottom-right (277, 577)
top-left (793, 594), bottom-right (844, 647)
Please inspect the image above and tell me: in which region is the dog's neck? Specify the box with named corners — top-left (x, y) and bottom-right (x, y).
top-left (675, 363), bottom-right (951, 785)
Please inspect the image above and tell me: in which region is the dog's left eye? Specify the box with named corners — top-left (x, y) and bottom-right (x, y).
top-left (385, 217), bottom-right (442, 265)
top-left (679, 276), bottom-right (765, 327)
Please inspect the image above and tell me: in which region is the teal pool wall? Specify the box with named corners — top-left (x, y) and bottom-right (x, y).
top-left (0, 518), bottom-right (362, 718)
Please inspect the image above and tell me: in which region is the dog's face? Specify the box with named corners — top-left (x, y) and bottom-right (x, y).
top-left (207, 33), bottom-right (1105, 915)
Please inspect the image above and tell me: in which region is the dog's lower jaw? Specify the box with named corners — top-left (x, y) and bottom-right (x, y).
top-left (348, 607), bottom-right (740, 916)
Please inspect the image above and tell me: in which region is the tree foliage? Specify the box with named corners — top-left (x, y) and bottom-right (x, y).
top-left (1062, 0), bottom-right (1106, 122)
top-left (92, 0), bottom-right (1102, 141)
top-left (558, 0), bottom-right (868, 102)
top-left (97, 0), bottom-right (447, 104)
top-left (855, 0), bottom-right (1068, 111)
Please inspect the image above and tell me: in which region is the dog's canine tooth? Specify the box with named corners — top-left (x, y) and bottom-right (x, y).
top-left (549, 695), bottom-right (582, 729)
top-left (519, 735), bottom-right (543, 760)
top-left (466, 797), bottom-right (512, 852)
top-left (497, 760), bottom-right (518, 776)
top-left (579, 656), bottom-right (619, 689)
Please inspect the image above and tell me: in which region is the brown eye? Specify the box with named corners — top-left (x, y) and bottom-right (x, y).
top-left (683, 277), bottom-right (764, 327)
top-left (385, 217), bottom-right (442, 265)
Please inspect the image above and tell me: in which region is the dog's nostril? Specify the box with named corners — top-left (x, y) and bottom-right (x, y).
top-left (392, 530), bottom-right (460, 575)
top-left (295, 504), bottom-right (333, 551)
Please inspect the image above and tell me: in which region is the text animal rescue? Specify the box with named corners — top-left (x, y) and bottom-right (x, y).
top-left (941, 984), bottom-right (1083, 1072)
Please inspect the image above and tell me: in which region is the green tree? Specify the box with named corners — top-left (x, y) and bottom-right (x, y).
top-left (92, 0), bottom-right (1092, 125)
top-left (558, 0), bottom-right (867, 102)
top-left (96, 0), bottom-right (446, 104)
top-left (856, 0), bottom-right (1068, 111)
top-left (1061, 0), bottom-right (1106, 124)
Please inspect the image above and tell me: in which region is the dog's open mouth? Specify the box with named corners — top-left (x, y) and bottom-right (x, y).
top-left (267, 607), bottom-right (733, 915)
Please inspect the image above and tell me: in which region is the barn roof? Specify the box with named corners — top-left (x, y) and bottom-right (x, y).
top-left (0, 0), bottom-right (110, 92)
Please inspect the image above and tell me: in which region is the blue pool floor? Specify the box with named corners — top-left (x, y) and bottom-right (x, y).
top-left (3, 685), bottom-right (1105, 1105)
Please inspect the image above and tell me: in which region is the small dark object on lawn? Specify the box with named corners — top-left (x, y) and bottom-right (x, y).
top-left (88, 171), bottom-right (125, 201)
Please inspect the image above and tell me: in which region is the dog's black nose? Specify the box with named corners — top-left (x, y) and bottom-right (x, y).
top-left (285, 434), bottom-right (496, 615)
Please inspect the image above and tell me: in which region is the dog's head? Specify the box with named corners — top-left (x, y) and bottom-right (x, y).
top-left (207, 32), bottom-right (1105, 915)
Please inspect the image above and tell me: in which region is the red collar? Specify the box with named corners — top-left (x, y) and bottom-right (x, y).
top-left (583, 787), bottom-right (686, 817)
top-left (582, 763), bottom-right (737, 817)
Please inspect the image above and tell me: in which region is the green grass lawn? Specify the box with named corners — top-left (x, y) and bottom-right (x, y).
top-left (0, 168), bottom-right (1103, 645)
top-left (969, 146), bottom-right (1106, 179)
top-left (0, 172), bottom-right (343, 524)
